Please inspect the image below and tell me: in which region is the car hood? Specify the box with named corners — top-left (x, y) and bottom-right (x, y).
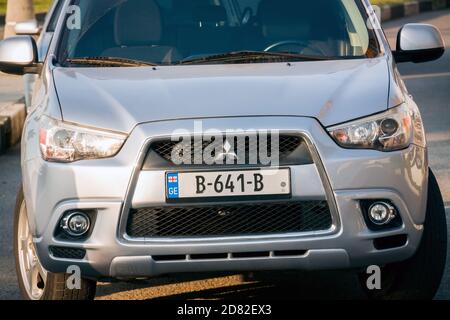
top-left (53, 58), bottom-right (390, 133)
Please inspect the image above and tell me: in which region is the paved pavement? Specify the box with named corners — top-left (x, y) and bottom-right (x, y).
top-left (0, 10), bottom-right (449, 300)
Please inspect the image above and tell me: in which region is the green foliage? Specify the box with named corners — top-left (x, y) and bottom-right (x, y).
top-left (370, 0), bottom-right (410, 5)
top-left (0, 0), bottom-right (53, 15)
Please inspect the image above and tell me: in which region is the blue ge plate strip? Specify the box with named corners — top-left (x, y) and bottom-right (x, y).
top-left (166, 172), bottom-right (179, 199)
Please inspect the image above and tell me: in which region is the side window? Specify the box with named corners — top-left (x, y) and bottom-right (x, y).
top-left (339, 0), bottom-right (369, 55)
top-left (47, 0), bottom-right (66, 32)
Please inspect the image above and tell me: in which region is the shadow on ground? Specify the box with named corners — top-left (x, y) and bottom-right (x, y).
top-left (95, 270), bottom-right (367, 300)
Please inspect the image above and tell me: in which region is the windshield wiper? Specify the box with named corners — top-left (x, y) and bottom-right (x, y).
top-left (178, 51), bottom-right (332, 65)
top-left (65, 56), bottom-right (158, 67)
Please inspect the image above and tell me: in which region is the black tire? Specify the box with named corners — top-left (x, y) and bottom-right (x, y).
top-left (360, 169), bottom-right (448, 300)
top-left (14, 187), bottom-right (97, 300)
top-left (41, 272), bottom-right (97, 300)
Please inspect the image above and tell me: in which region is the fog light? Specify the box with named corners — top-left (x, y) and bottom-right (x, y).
top-left (60, 212), bottom-right (90, 237)
top-left (368, 202), bottom-right (396, 225)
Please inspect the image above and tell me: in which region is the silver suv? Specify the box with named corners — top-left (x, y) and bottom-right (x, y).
top-left (0, 0), bottom-right (447, 300)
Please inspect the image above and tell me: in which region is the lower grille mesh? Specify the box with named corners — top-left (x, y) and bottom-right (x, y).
top-left (49, 246), bottom-right (86, 259)
top-left (126, 201), bottom-right (332, 238)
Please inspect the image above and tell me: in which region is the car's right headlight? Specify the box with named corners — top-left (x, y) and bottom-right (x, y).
top-left (39, 116), bottom-right (127, 162)
top-left (327, 103), bottom-right (425, 152)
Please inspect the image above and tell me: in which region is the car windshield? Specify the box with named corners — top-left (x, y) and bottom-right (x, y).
top-left (57, 0), bottom-right (381, 66)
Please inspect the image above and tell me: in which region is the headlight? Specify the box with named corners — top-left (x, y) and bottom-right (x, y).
top-left (327, 103), bottom-right (425, 151)
top-left (39, 116), bottom-right (127, 162)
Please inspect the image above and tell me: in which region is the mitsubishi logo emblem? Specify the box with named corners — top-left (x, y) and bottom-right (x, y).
top-left (215, 140), bottom-right (238, 162)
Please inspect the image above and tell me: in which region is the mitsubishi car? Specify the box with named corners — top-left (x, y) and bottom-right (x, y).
top-left (0, 0), bottom-right (447, 300)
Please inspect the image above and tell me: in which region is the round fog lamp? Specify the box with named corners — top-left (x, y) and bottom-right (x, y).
top-left (61, 212), bottom-right (90, 237)
top-left (368, 202), bottom-right (396, 225)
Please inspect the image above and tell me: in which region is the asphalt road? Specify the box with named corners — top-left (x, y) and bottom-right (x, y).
top-left (0, 10), bottom-right (449, 300)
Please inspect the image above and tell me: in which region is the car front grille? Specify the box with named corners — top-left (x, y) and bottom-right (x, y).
top-left (126, 201), bottom-right (332, 238)
top-left (142, 134), bottom-right (313, 168)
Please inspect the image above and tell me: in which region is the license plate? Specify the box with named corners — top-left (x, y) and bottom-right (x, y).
top-left (166, 169), bottom-right (291, 200)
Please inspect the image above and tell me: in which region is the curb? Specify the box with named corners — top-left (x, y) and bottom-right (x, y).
top-left (0, 99), bottom-right (26, 155)
top-left (380, 0), bottom-right (450, 22)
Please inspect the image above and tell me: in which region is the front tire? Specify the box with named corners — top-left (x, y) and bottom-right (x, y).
top-left (13, 187), bottom-right (97, 300)
top-left (360, 169), bottom-right (447, 300)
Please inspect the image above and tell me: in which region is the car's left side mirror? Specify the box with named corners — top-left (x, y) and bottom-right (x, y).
top-left (14, 19), bottom-right (41, 36)
top-left (0, 36), bottom-right (40, 75)
top-left (393, 23), bottom-right (445, 63)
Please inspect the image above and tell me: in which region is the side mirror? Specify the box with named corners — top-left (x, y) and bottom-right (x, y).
top-left (14, 19), bottom-right (41, 36)
top-left (393, 23), bottom-right (445, 63)
top-left (0, 36), bottom-right (39, 75)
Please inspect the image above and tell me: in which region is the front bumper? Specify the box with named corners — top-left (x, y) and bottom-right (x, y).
top-left (23, 116), bottom-right (428, 279)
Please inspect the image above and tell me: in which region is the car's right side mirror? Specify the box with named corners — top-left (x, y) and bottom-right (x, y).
top-left (393, 23), bottom-right (445, 63)
top-left (0, 36), bottom-right (39, 75)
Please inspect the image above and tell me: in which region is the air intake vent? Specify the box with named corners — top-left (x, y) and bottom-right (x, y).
top-left (49, 246), bottom-right (86, 260)
top-left (127, 201), bottom-right (332, 238)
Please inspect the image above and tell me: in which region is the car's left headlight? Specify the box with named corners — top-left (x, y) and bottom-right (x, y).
top-left (327, 103), bottom-right (425, 152)
top-left (39, 115), bottom-right (127, 162)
